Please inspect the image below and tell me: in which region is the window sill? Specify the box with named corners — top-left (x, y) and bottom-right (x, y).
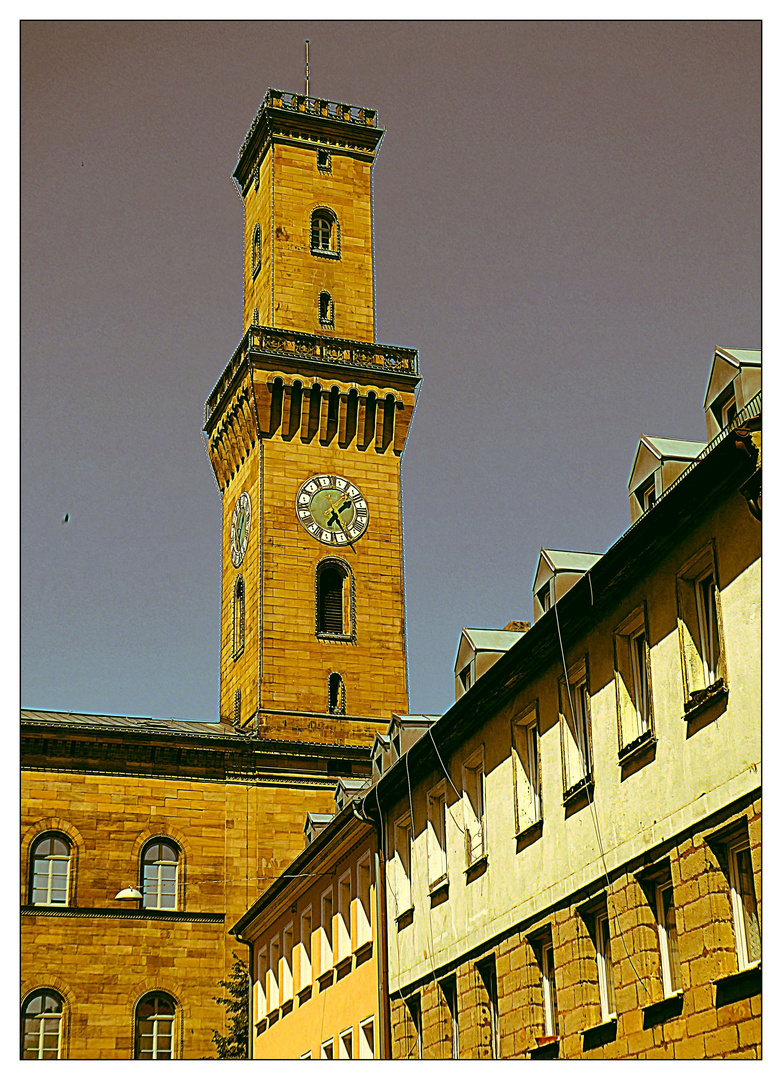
top-left (318, 321), bottom-right (335, 331)
top-left (255, 1018), bottom-right (268, 1035)
top-left (529, 1037), bottom-right (559, 1060)
top-left (563, 776), bottom-right (594, 807)
top-left (428, 875), bottom-right (449, 896)
top-left (317, 970), bottom-right (334, 991)
top-left (429, 879), bottom-right (449, 907)
top-left (355, 940), bottom-right (373, 967)
top-left (618, 728), bottom-right (655, 763)
top-left (642, 991), bottom-right (684, 1028)
top-left (395, 907), bottom-right (414, 931)
top-left (335, 956), bottom-right (352, 980)
top-left (281, 999), bottom-right (294, 1016)
top-left (713, 961), bottom-right (761, 1008)
top-left (297, 985), bottom-right (313, 1005)
top-left (464, 854), bottom-right (488, 883)
top-left (315, 632), bottom-right (354, 645)
top-left (310, 248), bottom-right (340, 260)
top-left (684, 679), bottom-right (727, 719)
top-left (515, 819), bottom-right (543, 852)
top-left (582, 1014), bottom-right (617, 1051)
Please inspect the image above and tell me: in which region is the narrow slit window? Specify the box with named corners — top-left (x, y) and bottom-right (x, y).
top-left (318, 291), bottom-right (334, 327)
top-left (328, 672), bottom-right (345, 715)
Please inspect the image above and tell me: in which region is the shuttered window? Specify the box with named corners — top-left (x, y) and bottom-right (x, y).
top-left (318, 563), bottom-right (344, 634)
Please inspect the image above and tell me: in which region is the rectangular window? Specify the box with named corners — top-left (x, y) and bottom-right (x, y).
top-left (406, 993), bottom-right (422, 1059)
top-left (614, 606), bottom-right (653, 751)
top-left (268, 936), bottom-right (280, 1012)
top-left (676, 545), bottom-right (724, 703)
top-left (511, 704), bottom-right (541, 833)
top-left (336, 871), bottom-right (352, 962)
top-left (427, 783), bottom-right (448, 889)
top-left (281, 923), bottom-right (294, 1004)
top-left (356, 853), bottom-right (372, 948)
top-left (541, 940), bottom-right (558, 1037)
top-left (298, 906), bottom-right (312, 991)
top-left (440, 977), bottom-right (459, 1059)
top-left (459, 660), bottom-right (474, 693)
top-left (595, 913), bottom-right (615, 1022)
top-left (320, 890), bottom-right (333, 973)
top-left (655, 880), bottom-right (682, 997)
top-left (255, 946), bottom-right (268, 1019)
top-left (462, 748), bottom-right (486, 865)
top-left (338, 1028), bottom-right (353, 1059)
top-left (477, 956), bottom-right (499, 1058)
top-left (559, 660), bottom-right (592, 794)
top-left (728, 839), bottom-right (760, 970)
top-left (392, 815), bottom-right (413, 919)
top-left (320, 1039), bottom-right (334, 1060)
top-left (537, 582), bottom-right (551, 614)
top-left (358, 1017), bottom-right (375, 1060)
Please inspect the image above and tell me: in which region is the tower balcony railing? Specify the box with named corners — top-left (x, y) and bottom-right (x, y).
top-left (205, 325), bottom-right (419, 425)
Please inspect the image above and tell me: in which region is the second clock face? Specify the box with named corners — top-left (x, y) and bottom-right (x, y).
top-left (230, 492), bottom-right (251, 567)
top-left (295, 474), bottom-right (369, 546)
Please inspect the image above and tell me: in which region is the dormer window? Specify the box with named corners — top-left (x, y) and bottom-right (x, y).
top-left (459, 661), bottom-right (474, 693)
top-left (637, 477), bottom-right (656, 513)
top-left (721, 394), bottom-right (738, 429)
top-left (536, 583), bottom-right (551, 614)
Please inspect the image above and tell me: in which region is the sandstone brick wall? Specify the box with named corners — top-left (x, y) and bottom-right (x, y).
top-left (390, 796), bottom-right (761, 1060)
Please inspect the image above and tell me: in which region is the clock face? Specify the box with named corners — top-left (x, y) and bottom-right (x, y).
top-left (295, 474), bottom-right (369, 546)
top-left (230, 492), bottom-right (251, 567)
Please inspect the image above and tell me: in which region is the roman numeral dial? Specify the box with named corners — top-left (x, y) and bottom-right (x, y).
top-left (295, 474), bottom-right (369, 546)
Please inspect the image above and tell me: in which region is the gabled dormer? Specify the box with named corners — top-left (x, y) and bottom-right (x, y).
top-left (627, 436), bottom-right (704, 523)
top-left (703, 348), bottom-right (761, 442)
top-left (532, 549), bottom-right (602, 623)
top-left (333, 776), bottom-right (366, 813)
top-left (386, 713), bottom-right (439, 765)
top-left (304, 811), bottom-right (333, 846)
top-left (454, 623), bottom-right (529, 701)
top-left (371, 732), bottom-right (390, 784)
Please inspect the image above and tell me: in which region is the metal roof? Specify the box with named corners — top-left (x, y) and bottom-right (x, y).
top-left (639, 435), bottom-right (705, 460)
top-left (21, 709), bottom-right (231, 738)
top-left (461, 628), bottom-right (527, 653)
top-left (539, 549), bottom-right (603, 573)
top-left (714, 348), bottom-right (761, 369)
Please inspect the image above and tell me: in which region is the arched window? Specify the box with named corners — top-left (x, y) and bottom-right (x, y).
top-left (232, 576), bottom-right (245, 659)
top-left (328, 672), bottom-right (345, 715)
top-left (317, 561), bottom-right (350, 637)
top-left (318, 290), bottom-right (334, 327)
top-left (141, 839), bottom-right (179, 910)
top-left (30, 833), bottom-right (71, 906)
top-left (310, 209), bottom-right (339, 257)
top-left (135, 993), bottom-right (176, 1059)
top-left (21, 990), bottom-right (63, 1059)
top-left (252, 224), bottom-right (261, 275)
top-left (233, 688), bottom-right (241, 727)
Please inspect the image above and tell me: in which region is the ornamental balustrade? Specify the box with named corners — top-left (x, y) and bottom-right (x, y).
top-left (205, 326), bottom-right (418, 425)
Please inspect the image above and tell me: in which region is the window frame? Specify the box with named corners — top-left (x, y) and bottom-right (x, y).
top-left (355, 851), bottom-right (372, 949)
top-left (141, 838), bottom-right (179, 911)
top-left (134, 992), bottom-right (176, 1060)
top-left (655, 879), bottom-right (683, 997)
top-left (335, 869), bottom-right (352, 962)
top-left (541, 939), bottom-right (559, 1037)
top-left (358, 1016), bottom-right (375, 1060)
top-left (558, 658), bottom-right (593, 797)
top-left (315, 557), bottom-right (354, 642)
top-left (392, 814), bottom-right (413, 921)
top-left (675, 542), bottom-right (726, 706)
top-left (595, 912), bottom-right (616, 1023)
top-left (511, 702), bottom-right (541, 835)
top-left (319, 889), bottom-right (334, 974)
top-left (318, 289), bottom-right (334, 328)
top-left (310, 207), bottom-right (340, 259)
top-left (462, 746), bottom-right (487, 867)
top-left (614, 604), bottom-right (654, 754)
top-left (21, 989), bottom-right (64, 1060)
top-left (440, 977), bottom-right (459, 1059)
top-left (281, 922), bottom-right (294, 1004)
top-left (320, 1038), bottom-right (334, 1059)
top-left (338, 1026), bottom-right (353, 1059)
top-left (426, 781), bottom-right (448, 891)
top-left (727, 838), bottom-right (760, 971)
top-left (298, 906), bottom-right (313, 993)
top-left (29, 832), bottom-right (71, 907)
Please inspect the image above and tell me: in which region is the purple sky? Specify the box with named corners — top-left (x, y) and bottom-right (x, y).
top-left (21, 21), bottom-right (761, 720)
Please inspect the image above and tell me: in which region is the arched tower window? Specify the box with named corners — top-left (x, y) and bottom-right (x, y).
top-left (233, 688), bottom-right (241, 727)
top-left (316, 560), bottom-right (351, 637)
top-left (30, 833), bottom-right (71, 906)
top-left (232, 576), bottom-right (245, 659)
top-left (328, 672), bottom-right (345, 715)
top-left (22, 990), bottom-right (64, 1059)
top-left (318, 290), bottom-right (334, 327)
top-left (310, 208), bottom-right (339, 258)
top-left (135, 993), bottom-right (176, 1059)
top-left (141, 839), bottom-right (179, 910)
top-left (251, 224), bottom-right (261, 276)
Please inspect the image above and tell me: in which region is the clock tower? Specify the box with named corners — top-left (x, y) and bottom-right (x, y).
top-left (204, 90), bottom-right (419, 744)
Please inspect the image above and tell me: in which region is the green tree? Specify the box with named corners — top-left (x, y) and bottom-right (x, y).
top-left (210, 953), bottom-right (250, 1059)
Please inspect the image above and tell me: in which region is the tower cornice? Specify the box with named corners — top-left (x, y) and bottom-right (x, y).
top-left (234, 89), bottom-right (384, 194)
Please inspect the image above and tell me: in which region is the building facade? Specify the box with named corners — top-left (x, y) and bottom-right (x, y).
top-left (21, 87), bottom-right (417, 1059)
top-left (365, 349), bottom-right (760, 1060)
